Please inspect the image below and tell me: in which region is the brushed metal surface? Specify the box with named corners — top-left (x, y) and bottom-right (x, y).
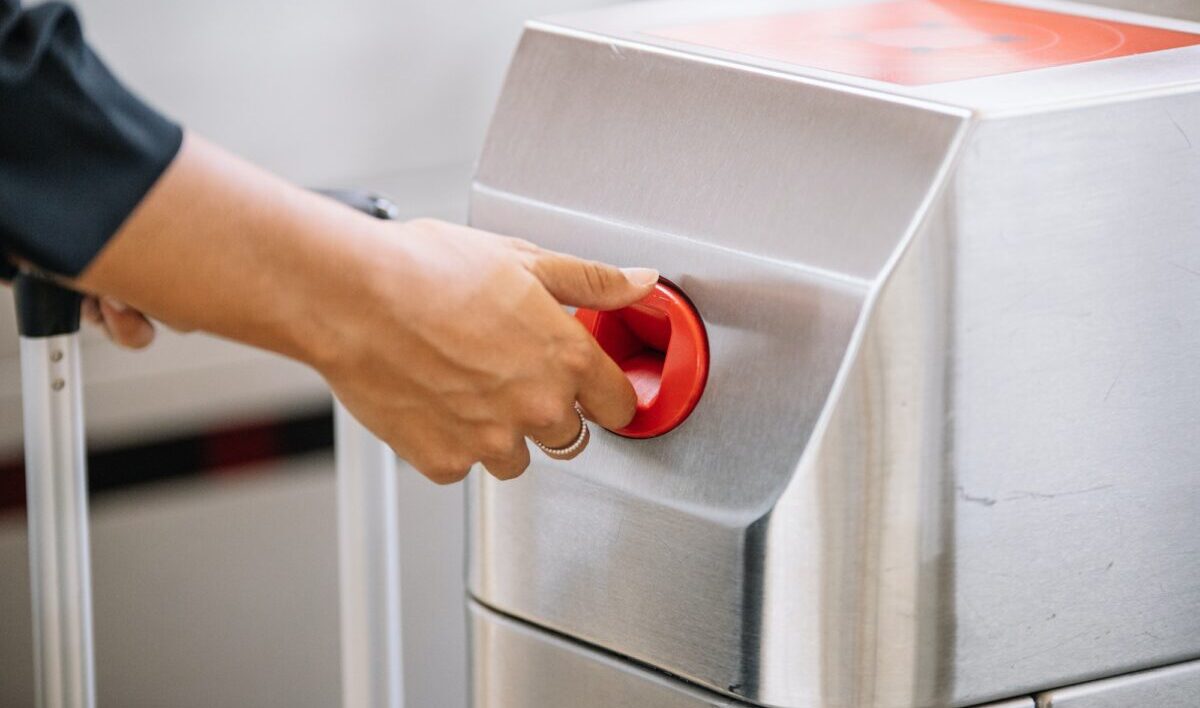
top-left (20, 336), bottom-right (95, 708)
top-left (1080, 0), bottom-right (1200, 22)
top-left (941, 89), bottom-right (1200, 702)
top-left (1036, 660), bottom-right (1200, 707)
top-left (469, 3), bottom-right (1200, 708)
top-left (470, 601), bottom-right (750, 707)
top-left (473, 24), bottom-right (969, 281)
top-left (537, 0), bottom-right (1200, 115)
top-left (470, 24), bottom-right (967, 704)
top-left (470, 601), bottom-right (1036, 708)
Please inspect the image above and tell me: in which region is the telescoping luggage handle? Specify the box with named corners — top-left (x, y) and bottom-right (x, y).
top-left (12, 190), bottom-right (403, 708)
top-left (15, 272), bottom-right (93, 708)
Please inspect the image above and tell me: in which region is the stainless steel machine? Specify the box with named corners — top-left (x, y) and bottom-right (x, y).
top-left (465, 1), bottom-right (1200, 706)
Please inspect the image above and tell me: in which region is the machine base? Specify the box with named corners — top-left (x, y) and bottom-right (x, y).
top-left (466, 600), bottom-right (1091, 708)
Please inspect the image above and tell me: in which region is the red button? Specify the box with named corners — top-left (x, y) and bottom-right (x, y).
top-left (576, 282), bottom-right (709, 438)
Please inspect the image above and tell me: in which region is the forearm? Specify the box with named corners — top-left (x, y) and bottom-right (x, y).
top-left (74, 131), bottom-right (387, 369)
top-left (4, 0), bottom-right (653, 484)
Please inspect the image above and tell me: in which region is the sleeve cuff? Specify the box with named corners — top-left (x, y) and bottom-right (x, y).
top-left (0, 2), bottom-right (184, 276)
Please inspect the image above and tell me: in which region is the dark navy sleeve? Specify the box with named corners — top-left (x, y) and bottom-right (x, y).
top-left (0, 0), bottom-right (182, 277)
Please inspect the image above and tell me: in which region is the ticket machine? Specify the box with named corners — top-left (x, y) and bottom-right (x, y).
top-left (467, 2), bottom-right (1200, 706)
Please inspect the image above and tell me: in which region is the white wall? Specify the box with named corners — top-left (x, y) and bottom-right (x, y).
top-left (76, 0), bottom-right (599, 185)
top-left (1, 457), bottom-right (342, 708)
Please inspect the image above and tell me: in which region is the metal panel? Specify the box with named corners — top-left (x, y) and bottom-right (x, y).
top-left (1037, 660), bottom-right (1200, 707)
top-left (467, 201), bottom-right (873, 699)
top-left (475, 26), bottom-right (968, 281)
top-left (470, 21), bottom-right (968, 707)
top-left (757, 89), bottom-right (1200, 707)
top-left (945, 91), bottom-right (1200, 700)
top-left (470, 601), bottom-right (1036, 708)
top-left (470, 601), bottom-right (749, 707)
top-left (535, 0), bottom-right (1200, 115)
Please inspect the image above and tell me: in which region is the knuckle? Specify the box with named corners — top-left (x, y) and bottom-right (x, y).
top-left (506, 237), bottom-right (541, 255)
top-left (428, 466), bottom-right (471, 485)
top-left (559, 337), bottom-right (594, 376)
top-left (477, 427), bottom-right (516, 459)
top-left (413, 455), bottom-right (473, 485)
top-left (580, 261), bottom-right (610, 293)
top-left (487, 457), bottom-right (530, 481)
top-left (523, 394), bottom-right (568, 430)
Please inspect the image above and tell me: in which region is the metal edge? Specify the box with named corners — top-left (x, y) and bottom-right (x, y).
top-left (522, 20), bottom-right (974, 120)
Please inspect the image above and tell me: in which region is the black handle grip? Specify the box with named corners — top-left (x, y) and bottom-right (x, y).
top-left (14, 272), bottom-right (83, 338)
top-left (315, 190), bottom-right (400, 221)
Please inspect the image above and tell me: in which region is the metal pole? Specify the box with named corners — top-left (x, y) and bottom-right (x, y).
top-left (318, 189), bottom-right (406, 708)
top-left (15, 275), bottom-right (95, 708)
top-left (335, 402), bottom-right (404, 708)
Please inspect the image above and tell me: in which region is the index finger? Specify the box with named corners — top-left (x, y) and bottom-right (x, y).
top-left (573, 332), bottom-right (638, 431)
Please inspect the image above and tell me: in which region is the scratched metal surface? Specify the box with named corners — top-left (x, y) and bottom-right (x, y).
top-left (1036, 658), bottom-right (1200, 706)
top-left (470, 600), bottom-right (1040, 708)
top-left (944, 91), bottom-right (1200, 699)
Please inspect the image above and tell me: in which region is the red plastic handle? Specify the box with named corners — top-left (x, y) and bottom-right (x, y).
top-left (575, 282), bottom-right (708, 438)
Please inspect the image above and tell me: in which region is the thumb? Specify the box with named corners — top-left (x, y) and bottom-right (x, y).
top-left (529, 251), bottom-right (658, 310)
top-left (98, 297), bottom-right (157, 349)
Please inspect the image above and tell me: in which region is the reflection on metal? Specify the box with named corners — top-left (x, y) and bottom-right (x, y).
top-left (1037, 659), bottom-right (1200, 707)
top-left (20, 334), bottom-right (95, 708)
top-left (336, 404), bottom-right (403, 708)
top-left (468, 2), bottom-right (1200, 707)
top-left (471, 601), bottom-right (749, 707)
top-left (471, 600), bottom-right (1036, 708)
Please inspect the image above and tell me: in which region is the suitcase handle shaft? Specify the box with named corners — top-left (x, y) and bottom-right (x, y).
top-left (15, 272), bottom-right (95, 708)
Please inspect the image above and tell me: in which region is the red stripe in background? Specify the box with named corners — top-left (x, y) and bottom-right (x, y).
top-left (200, 421), bottom-right (284, 476)
top-left (0, 409), bottom-right (334, 512)
top-left (0, 460), bottom-right (24, 512)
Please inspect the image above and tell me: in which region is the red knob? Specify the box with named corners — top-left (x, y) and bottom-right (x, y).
top-left (575, 282), bottom-right (709, 438)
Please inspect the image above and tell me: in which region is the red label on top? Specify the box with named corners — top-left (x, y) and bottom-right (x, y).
top-left (648, 0), bottom-right (1200, 85)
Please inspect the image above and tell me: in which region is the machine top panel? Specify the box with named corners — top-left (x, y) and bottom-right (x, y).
top-left (648, 0), bottom-right (1200, 85)
top-left (540, 0), bottom-right (1200, 113)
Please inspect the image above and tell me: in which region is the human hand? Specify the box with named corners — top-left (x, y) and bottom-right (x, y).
top-left (81, 295), bottom-right (156, 349)
top-left (2, 257), bottom-right (154, 349)
top-left (318, 218), bottom-right (657, 484)
top-left (73, 134), bottom-right (652, 485)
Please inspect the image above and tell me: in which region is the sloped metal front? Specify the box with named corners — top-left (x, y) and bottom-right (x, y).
top-left (469, 21), bottom-right (966, 708)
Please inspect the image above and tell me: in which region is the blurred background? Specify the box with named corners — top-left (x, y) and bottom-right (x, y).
top-left (1, 0), bottom-right (1197, 707)
top-left (0, 1), bottom-right (614, 706)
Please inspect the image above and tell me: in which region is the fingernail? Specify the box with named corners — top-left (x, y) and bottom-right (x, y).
top-left (621, 267), bottom-right (658, 287)
top-left (102, 297), bottom-right (129, 313)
